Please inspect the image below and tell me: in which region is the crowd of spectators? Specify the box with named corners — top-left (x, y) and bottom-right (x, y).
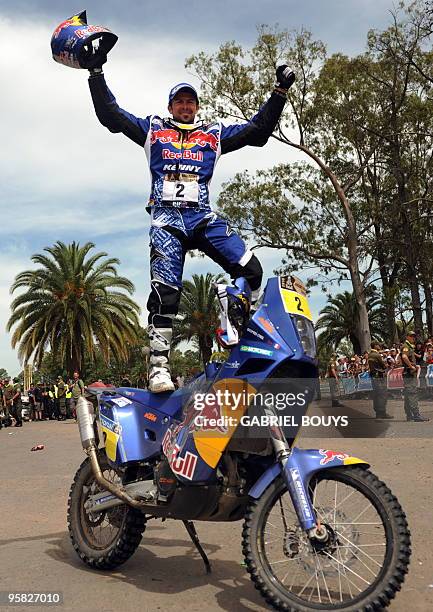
top-left (0, 369), bottom-right (196, 430)
top-left (330, 336), bottom-right (433, 379)
top-left (0, 371), bottom-right (85, 429)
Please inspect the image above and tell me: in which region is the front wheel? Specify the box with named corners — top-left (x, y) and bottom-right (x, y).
top-left (242, 467), bottom-right (410, 611)
top-left (67, 453), bottom-right (146, 569)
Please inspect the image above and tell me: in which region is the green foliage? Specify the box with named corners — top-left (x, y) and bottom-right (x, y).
top-left (170, 349), bottom-right (201, 378)
top-left (7, 241), bottom-right (141, 373)
top-left (173, 273), bottom-right (226, 366)
top-left (0, 367), bottom-right (9, 379)
top-left (316, 291), bottom-right (385, 355)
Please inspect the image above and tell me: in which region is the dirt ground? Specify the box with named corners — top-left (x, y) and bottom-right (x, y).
top-left (0, 400), bottom-right (432, 612)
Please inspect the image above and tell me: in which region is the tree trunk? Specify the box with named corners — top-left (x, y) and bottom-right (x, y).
top-left (349, 334), bottom-right (362, 356)
top-left (350, 273), bottom-right (371, 353)
top-left (291, 141), bottom-right (371, 353)
top-left (389, 113), bottom-right (424, 333)
top-left (408, 277), bottom-right (423, 333)
top-left (372, 221), bottom-right (399, 345)
top-left (424, 283), bottom-right (433, 337)
top-left (200, 336), bottom-right (213, 366)
top-left (382, 288), bottom-right (398, 345)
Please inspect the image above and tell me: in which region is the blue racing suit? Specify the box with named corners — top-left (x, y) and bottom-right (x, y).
top-left (88, 73), bottom-right (287, 370)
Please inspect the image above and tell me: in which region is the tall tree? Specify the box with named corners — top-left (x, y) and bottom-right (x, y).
top-left (173, 273), bottom-right (225, 366)
top-left (7, 241), bottom-right (140, 372)
top-left (316, 291), bottom-right (385, 355)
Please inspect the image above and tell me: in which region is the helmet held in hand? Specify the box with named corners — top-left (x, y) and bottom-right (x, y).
top-left (51, 10), bottom-right (118, 69)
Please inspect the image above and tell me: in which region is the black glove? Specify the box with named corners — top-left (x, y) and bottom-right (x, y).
top-left (275, 65), bottom-right (295, 90)
top-left (80, 40), bottom-right (107, 72)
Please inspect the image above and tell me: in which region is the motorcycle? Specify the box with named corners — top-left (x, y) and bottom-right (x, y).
top-left (67, 274), bottom-right (410, 611)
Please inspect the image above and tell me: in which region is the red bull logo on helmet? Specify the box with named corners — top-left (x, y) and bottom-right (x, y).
top-left (52, 14), bottom-right (85, 39)
top-left (75, 25), bottom-right (109, 39)
top-left (319, 449), bottom-right (349, 465)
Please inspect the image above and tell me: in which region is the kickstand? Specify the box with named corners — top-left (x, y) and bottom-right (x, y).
top-left (183, 520), bottom-right (212, 574)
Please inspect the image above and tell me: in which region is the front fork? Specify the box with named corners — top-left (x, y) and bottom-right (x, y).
top-left (264, 407), bottom-right (327, 541)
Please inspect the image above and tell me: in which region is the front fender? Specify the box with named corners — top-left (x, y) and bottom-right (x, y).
top-left (249, 447), bottom-right (369, 499)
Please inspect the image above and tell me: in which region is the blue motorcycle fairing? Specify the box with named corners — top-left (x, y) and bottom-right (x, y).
top-left (116, 386), bottom-right (187, 418)
top-left (99, 392), bottom-right (183, 465)
top-left (248, 447), bottom-right (369, 530)
top-left (215, 277), bottom-right (316, 385)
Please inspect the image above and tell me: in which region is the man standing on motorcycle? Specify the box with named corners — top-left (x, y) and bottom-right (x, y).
top-left (87, 55), bottom-right (293, 392)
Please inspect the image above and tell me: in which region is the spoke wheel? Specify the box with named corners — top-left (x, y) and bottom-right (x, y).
top-left (67, 453), bottom-right (146, 569)
top-left (242, 467), bottom-right (410, 611)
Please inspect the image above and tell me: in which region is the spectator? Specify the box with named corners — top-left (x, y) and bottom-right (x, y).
top-left (70, 371), bottom-right (85, 419)
top-left (347, 357), bottom-right (358, 377)
top-left (414, 342), bottom-right (424, 366)
top-left (57, 376), bottom-right (67, 420)
top-left (12, 378), bottom-right (23, 427)
top-left (368, 342), bottom-right (393, 419)
top-left (424, 344), bottom-right (433, 365)
top-left (49, 385), bottom-right (58, 419)
top-left (2, 378), bottom-right (14, 427)
top-left (120, 373), bottom-right (132, 387)
top-left (337, 357), bottom-right (348, 377)
top-left (34, 384), bottom-right (43, 421)
top-left (66, 381), bottom-right (73, 418)
top-left (327, 353), bottom-right (344, 408)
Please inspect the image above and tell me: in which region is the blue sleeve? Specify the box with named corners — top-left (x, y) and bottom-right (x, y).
top-left (220, 91), bottom-right (286, 154)
top-left (88, 73), bottom-right (150, 147)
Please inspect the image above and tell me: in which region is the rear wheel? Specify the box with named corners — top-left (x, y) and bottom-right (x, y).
top-left (242, 467), bottom-right (410, 611)
top-left (67, 452), bottom-right (146, 569)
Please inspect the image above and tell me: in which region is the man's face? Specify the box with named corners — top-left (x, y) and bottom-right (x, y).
top-left (168, 91), bottom-right (199, 123)
top-left (73, 372), bottom-right (79, 380)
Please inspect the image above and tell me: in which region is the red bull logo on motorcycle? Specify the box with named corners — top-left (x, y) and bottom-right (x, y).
top-left (319, 449), bottom-right (349, 465)
top-left (168, 444), bottom-right (198, 480)
top-left (196, 395), bottom-right (228, 434)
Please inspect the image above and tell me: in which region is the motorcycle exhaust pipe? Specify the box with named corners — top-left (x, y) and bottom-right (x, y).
top-left (85, 480), bottom-right (157, 514)
top-left (76, 396), bottom-right (96, 450)
top-left (75, 396), bottom-right (147, 510)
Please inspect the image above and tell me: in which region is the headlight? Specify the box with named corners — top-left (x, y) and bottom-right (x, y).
top-left (294, 315), bottom-right (316, 359)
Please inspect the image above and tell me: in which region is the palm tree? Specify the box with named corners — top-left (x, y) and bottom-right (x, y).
top-left (7, 241), bottom-right (141, 372)
top-left (316, 290), bottom-right (385, 355)
top-left (173, 272), bottom-right (225, 366)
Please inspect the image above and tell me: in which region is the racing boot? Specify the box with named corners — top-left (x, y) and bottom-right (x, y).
top-left (148, 325), bottom-right (175, 393)
top-left (148, 366), bottom-right (175, 393)
top-left (215, 278), bottom-right (251, 348)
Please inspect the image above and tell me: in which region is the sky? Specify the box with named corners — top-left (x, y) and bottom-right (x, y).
top-left (0, 0), bottom-right (396, 376)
